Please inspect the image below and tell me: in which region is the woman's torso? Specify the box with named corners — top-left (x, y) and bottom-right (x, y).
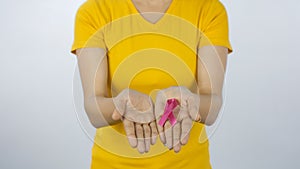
top-left (83, 0), bottom-right (215, 168)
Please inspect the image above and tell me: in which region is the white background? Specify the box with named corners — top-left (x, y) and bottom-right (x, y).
top-left (0, 0), bottom-right (299, 168)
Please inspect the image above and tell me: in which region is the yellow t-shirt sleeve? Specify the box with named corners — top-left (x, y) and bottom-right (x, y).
top-left (70, 1), bottom-right (106, 54)
top-left (198, 0), bottom-right (233, 54)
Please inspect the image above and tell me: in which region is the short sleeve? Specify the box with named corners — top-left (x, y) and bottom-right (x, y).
top-left (198, 0), bottom-right (233, 54)
top-left (70, 1), bottom-right (107, 55)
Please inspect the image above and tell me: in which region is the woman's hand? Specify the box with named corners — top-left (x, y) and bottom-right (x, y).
top-left (112, 89), bottom-right (158, 154)
top-left (155, 86), bottom-right (201, 153)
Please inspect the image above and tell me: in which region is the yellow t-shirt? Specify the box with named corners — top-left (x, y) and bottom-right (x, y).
top-left (71, 0), bottom-right (232, 168)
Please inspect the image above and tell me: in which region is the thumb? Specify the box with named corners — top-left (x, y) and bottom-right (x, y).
top-left (112, 109), bottom-right (123, 121)
top-left (187, 95), bottom-right (200, 121)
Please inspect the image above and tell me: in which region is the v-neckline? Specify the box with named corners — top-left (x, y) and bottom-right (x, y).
top-left (127, 0), bottom-right (177, 28)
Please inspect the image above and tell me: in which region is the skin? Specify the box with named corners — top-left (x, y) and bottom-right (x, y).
top-left (76, 48), bottom-right (158, 154)
top-left (75, 0), bottom-right (229, 154)
top-left (76, 45), bottom-right (228, 154)
top-left (155, 46), bottom-right (228, 153)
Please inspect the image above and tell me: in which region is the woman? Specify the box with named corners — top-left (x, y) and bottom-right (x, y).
top-left (70, 0), bottom-right (233, 168)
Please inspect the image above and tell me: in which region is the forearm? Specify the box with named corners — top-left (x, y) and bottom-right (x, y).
top-left (84, 95), bottom-right (121, 128)
top-left (198, 93), bottom-right (223, 126)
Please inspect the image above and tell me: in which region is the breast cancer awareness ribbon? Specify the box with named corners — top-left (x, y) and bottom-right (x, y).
top-left (158, 98), bottom-right (179, 127)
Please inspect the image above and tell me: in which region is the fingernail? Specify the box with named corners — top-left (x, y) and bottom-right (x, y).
top-left (174, 146), bottom-right (181, 153)
top-left (138, 146), bottom-right (145, 154)
top-left (138, 149), bottom-right (144, 154)
top-left (129, 139), bottom-right (137, 148)
top-left (151, 137), bottom-right (157, 145)
top-left (167, 145), bottom-right (173, 150)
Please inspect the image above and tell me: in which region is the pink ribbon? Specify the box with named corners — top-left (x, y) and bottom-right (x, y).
top-left (158, 98), bottom-right (179, 127)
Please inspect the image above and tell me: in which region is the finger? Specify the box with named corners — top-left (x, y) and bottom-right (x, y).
top-left (155, 91), bottom-right (167, 144)
top-left (164, 121), bottom-right (173, 150)
top-left (143, 124), bottom-right (151, 153)
top-left (180, 118), bottom-right (193, 145)
top-left (156, 120), bottom-right (166, 144)
top-left (135, 123), bottom-right (145, 154)
top-left (123, 119), bottom-right (137, 148)
top-left (173, 122), bottom-right (181, 153)
top-left (195, 113), bottom-right (201, 122)
top-left (112, 109), bottom-right (123, 121)
top-left (150, 121), bottom-right (158, 145)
